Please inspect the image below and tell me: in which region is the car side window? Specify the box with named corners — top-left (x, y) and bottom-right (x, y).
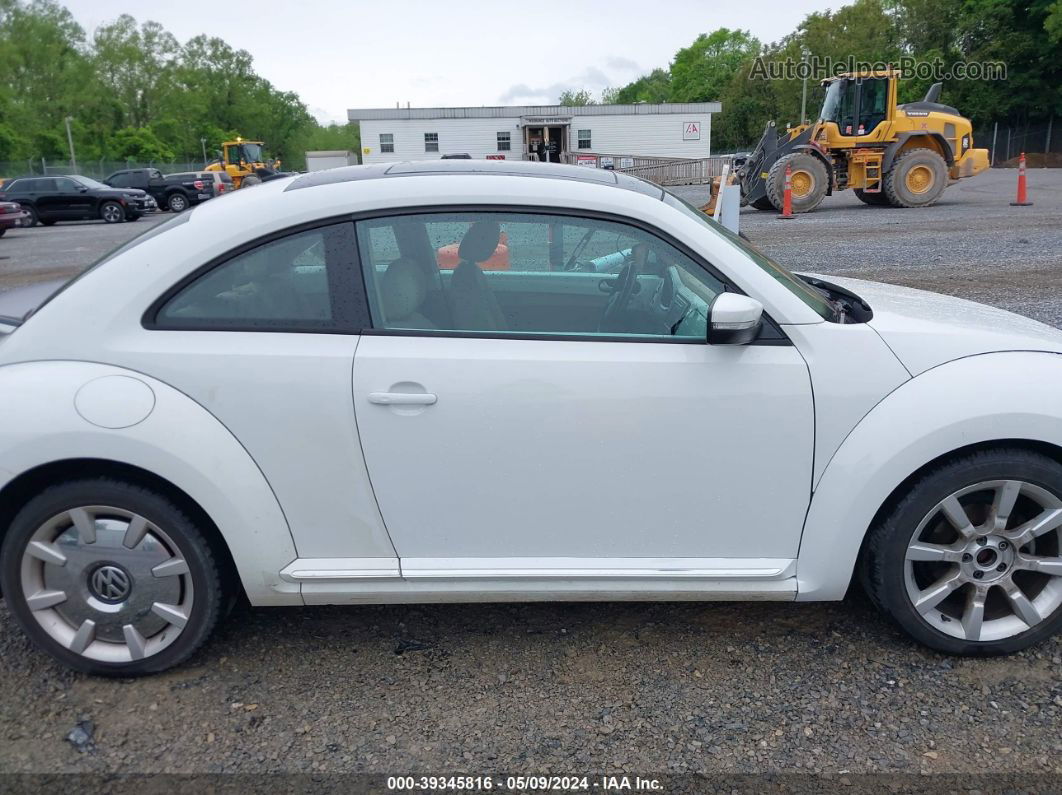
top-left (54, 178), bottom-right (79, 191)
top-left (109, 174), bottom-right (129, 187)
top-left (356, 211), bottom-right (724, 340)
top-left (155, 224), bottom-right (352, 331)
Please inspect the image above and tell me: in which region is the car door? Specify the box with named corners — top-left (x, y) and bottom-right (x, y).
top-left (352, 209), bottom-right (815, 580)
top-left (52, 177), bottom-right (91, 218)
top-left (29, 178), bottom-right (62, 219)
top-left (132, 221), bottom-right (399, 573)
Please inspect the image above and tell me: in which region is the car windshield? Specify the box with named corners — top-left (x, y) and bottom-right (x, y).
top-left (73, 176), bottom-right (110, 190)
top-left (819, 79), bottom-right (846, 123)
top-left (661, 190), bottom-right (834, 320)
top-left (241, 143), bottom-right (264, 162)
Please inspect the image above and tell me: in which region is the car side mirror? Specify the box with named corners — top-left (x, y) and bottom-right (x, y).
top-left (78, 186), bottom-right (88, 192)
top-left (708, 292), bottom-right (763, 345)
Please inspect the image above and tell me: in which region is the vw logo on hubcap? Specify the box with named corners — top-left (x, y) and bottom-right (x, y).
top-left (89, 564), bottom-right (132, 603)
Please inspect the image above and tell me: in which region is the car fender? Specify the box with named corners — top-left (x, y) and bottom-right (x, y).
top-left (0, 360), bottom-right (301, 605)
top-left (797, 351), bottom-right (1062, 600)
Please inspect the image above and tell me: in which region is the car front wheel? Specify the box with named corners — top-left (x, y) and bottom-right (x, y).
top-left (0, 479), bottom-right (224, 676)
top-left (862, 448), bottom-right (1062, 655)
top-left (99, 201), bottom-right (124, 224)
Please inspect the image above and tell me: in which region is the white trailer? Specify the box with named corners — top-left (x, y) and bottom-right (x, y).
top-left (305, 150), bottom-right (357, 172)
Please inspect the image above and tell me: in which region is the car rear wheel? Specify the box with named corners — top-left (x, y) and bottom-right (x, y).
top-left (862, 448), bottom-right (1062, 655)
top-left (99, 201), bottom-right (124, 224)
top-left (884, 148), bottom-right (948, 208)
top-left (0, 479), bottom-right (225, 676)
top-left (167, 193), bottom-right (188, 212)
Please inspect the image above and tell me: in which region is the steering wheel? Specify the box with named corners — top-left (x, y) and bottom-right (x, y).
top-left (597, 244), bottom-right (647, 332)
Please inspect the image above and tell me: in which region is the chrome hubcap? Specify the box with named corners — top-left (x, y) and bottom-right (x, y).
top-left (20, 506), bottom-right (193, 662)
top-left (103, 205), bottom-right (121, 222)
top-left (905, 480), bottom-right (1062, 642)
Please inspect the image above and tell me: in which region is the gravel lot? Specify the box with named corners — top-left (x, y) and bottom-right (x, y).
top-left (1, 173), bottom-right (1061, 784)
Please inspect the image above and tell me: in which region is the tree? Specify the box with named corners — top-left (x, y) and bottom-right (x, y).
top-left (108, 126), bottom-right (174, 161)
top-left (669, 28), bottom-right (761, 103)
top-left (558, 89), bottom-right (593, 106)
top-left (613, 68), bottom-right (672, 104)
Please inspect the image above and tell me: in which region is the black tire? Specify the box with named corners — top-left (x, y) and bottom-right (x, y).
top-left (883, 148), bottom-right (948, 208)
top-left (0, 227), bottom-right (5, 237)
top-left (125, 214), bottom-right (141, 222)
top-left (854, 188), bottom-right (890, 206)
top-left (166, 192), bottom-right (189, 212)
top-left (0, 479), bottom-right (225, 676)
top-left (861, 448), bottom-right (1062, 656)
top-left (765, 152), bottom-right (829, 213)
top-left (20, 205), bottom-right (38, 227)
top-left (99, 201), bottom-right (124, 224)
top-left (240, 175), bottom-right (262, 188)
top-left (750, 196), bottom-right (775, 211)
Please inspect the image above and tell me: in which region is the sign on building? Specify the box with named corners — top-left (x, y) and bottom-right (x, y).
top-left (682, 121), bottom-right (701, 141)
top-left (576, 155), bottom-right (597, 167)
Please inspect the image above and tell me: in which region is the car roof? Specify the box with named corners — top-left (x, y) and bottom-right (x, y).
top-left (285, 159), bottom-right (664, 199)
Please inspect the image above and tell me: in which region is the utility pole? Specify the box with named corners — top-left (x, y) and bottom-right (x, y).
top-left (64, 116), bottom-right (77, 173)
top-left (1045, 117), bottom-right (1054, 168)
top-left (200, 137), bottom-right (208, 167)
top-left (800, 46), bottom-right (810, 124)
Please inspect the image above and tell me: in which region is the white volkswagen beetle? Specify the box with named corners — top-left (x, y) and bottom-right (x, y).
top-left (1, 161), bottom-right (1060, 675)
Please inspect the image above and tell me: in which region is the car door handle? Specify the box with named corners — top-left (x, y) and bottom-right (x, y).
top-left (367, 391), bottom-right (438, 406)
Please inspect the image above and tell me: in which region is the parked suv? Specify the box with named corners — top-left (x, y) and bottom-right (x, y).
top-left (0, 175), bottom-right (156, 226)
top-left (104, 168), bottom-right (225, 213)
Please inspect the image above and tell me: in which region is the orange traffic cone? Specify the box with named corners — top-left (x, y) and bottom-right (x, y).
top-left (1010, 152), bottom-right (1033, 206)
top-left (778, 163), bottom-right (795, 219)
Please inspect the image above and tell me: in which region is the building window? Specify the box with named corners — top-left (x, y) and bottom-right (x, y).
top-left (577, 129), bottom-right (591, 150)
top-left (424, 132), bottom-right (439, 152)
top-left (496, 132), bottom-right (511, 151)
top-left (379, 133), bottom-right (394, 153)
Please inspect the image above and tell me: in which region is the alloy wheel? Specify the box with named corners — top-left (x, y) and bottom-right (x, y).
top-left (904, 480), bottom-right (1062, 642)
top-left (101, 203), bottom-right (123, 223)
top-left (19, 505), bottom-right (194, 663)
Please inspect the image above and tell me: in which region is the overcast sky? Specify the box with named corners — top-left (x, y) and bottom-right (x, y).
top-left (64, 0), bottom-right (837, 124)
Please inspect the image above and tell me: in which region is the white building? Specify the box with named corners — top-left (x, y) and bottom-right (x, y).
top-left (349, 103), bottom-right (721, 165)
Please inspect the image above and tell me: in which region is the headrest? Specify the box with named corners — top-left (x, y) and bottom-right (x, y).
top-left (457, 221), bottom-right (501, 264)
top-left (381, 258), bottom-right (428, 321)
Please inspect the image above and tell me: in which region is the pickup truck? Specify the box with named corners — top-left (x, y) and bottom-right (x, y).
top-left (103, 168), bottom-right (218, 212)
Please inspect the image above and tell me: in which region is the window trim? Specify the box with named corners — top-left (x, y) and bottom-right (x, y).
top-left (141, 204), bottom-right (789, 345)
top-left (352, 204), bottom-right (790, 346)
top-left (496, 131), bottom-right (511, 151)
top-left (379, 133), bottom-right (394, 153)
top-left (424, 132), bottom-right (439, 152)
top-left (577, 129), bottom-right (592, 149)
top-left (142, 217), bottom-right (368, 334)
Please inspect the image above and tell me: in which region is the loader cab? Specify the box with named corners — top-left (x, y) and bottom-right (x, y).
top-left (817, 72), bottom-right (897, 143)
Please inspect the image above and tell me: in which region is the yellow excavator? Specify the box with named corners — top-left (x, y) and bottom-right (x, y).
top-left (204, 137), bottom-right (288, 189)
top-left (738, 69), bottom-right (989, 212)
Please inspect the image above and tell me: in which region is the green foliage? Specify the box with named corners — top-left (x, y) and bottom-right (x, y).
top-left (612, 0), bottom-right (1062, 150)
top-left (613, 68), bottom-right (672, 104)
top-left (558, 89), bottom-right (593, 106)
top-left (108, 126), bottom-right (174, 161)
top-left (669, 29), bottom-right (762, 104)
top-left (0, 0), bottom-right (336, 169)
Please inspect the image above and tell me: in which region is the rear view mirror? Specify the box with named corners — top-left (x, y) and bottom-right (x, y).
top-left (708, 292), bottom-right (763, 345)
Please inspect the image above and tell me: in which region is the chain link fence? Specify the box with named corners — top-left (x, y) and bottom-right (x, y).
top-left (0, 159), bottom-right (209, 181)
top-left (977, 118), bottom-right (1060, 167)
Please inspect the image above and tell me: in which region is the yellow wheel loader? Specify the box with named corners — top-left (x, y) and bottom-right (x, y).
top-left (204, 137), bottom-right (289, 189)
top-left (738, 70), bottom-right (989, 213)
